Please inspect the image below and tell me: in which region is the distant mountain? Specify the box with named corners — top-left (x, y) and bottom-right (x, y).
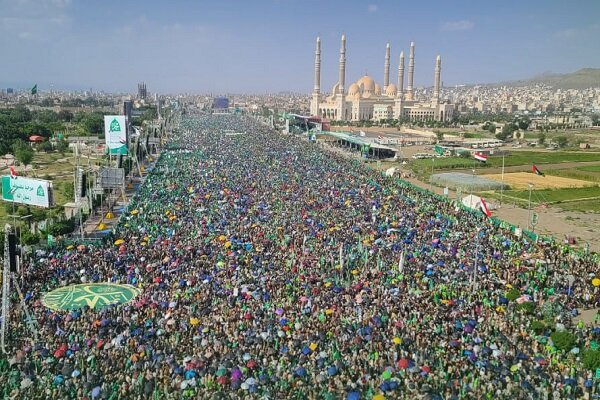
top-left (502, 68), bottom-right (600, 90)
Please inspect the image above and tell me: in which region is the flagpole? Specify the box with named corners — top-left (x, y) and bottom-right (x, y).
top-left (500, 153), bottom-right (505, 206)
top-left (527, 183), bottom-right (533, 231)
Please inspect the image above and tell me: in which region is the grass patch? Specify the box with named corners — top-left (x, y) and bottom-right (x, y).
top-left (546, 168), bottom-right (600, 183)
top-left (557, 200), bottom-right (600, 213)
top-left (498, 186), bottom-right (600, 204)
top-left (578, 165), bottom-right (600, 173)
top-left (411, 151), bottom-right (600, 179)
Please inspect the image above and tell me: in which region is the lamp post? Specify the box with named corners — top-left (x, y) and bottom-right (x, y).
top-left (527, 183), bottom-right (534, 231)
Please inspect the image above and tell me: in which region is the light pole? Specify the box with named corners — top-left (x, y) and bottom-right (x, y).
top-left (527, 183), bottom-right (534, 231)
top-left (429, 157), bottom-right (435, 192)
top-left (500, 153), bottom-right (505, 206)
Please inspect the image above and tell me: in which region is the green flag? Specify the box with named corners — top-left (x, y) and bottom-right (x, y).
top-left (31, 84), bottom-right (38, 95)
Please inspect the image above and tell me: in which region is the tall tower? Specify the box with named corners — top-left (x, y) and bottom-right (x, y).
top-left (335, 34), bottom-right (347, 121)
top-left (383, 43), bottom-right (390, 91)
top-left (433, 55), bottom-right (441, 105)
top-left (314, 37), bottom-right (321, 94)
top-left (394, 50), bottom-right (406, 119)
top-left (406, 42), bottom-right (415, 101)
top-left (310, 37), bottom-right (321, 116)
top-left (397, 51), bottom-right (405, 99)
top-left (338, 34), bottom-right (346, 94)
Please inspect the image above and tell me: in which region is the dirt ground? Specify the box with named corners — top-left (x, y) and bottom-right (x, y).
top-left (484, 172), bottom-right (595, 190)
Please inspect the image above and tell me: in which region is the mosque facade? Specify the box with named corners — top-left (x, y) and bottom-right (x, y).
top-left (310, 35), bottom-right (454, 122)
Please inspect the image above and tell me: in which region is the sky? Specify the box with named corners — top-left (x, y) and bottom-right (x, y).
top-left (1, 0), bottom-right (599, 94)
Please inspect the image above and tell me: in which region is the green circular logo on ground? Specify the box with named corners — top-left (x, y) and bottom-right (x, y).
top-left (42, 283), bottom-right (141, 311)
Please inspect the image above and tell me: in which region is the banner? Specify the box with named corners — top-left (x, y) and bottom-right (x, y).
top-left (2, 176), bottom-right (52, 208)
top-left (104, 115), bottom-right (127, 155)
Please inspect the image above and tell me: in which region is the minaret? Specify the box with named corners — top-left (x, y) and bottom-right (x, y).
top-left (407, 42), bottom-right (415, 101)
top-left (433, 55), bottom-right (441, 105)
top-left (383, 43), bottom-right (390, 91)
top-left (310, 37), bottom-right (321, 116)
top-left (313, 37), bottom-right (321, 94)
top-left (397, 51), bottom-right (405, 99)
top-left (338, 34), bottom-right (346, 95)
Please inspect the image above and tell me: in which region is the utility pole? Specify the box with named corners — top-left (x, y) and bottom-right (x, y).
top-left (527, 183), bottom-right (533, 231)
top-left (500, 153), bottom-right (505, 206)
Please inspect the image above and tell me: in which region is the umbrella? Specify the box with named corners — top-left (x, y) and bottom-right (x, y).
top-left (114, 239), bottom-right (125, 246)
top-left (397, 358), bottom-right (409, 369)
top-left (327, 365), bottom-right (338, 376)
top-left (347, 392), bottom-right (360, 400)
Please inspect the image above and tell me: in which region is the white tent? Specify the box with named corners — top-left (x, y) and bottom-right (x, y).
top-left (462, 194), bottom-right (483, 210)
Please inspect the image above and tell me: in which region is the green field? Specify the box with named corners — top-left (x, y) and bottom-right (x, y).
top-left (577, 165), bottom-right (600, 173)
top-left (545, 168), bottom-right (600, 183)
top-left (557, 200), bottom-right (600, 213)
top-left (411, 151), bottom-right (600, 178)
top-left (504, 186), bottom-right (600, 202)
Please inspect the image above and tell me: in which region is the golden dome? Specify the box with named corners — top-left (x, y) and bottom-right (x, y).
top-left (356, 75), bottom-right (375, 94)
top-left (348, 83), bottom-right (360, 96)
top-left (374, 84), bottom-right (382, 95)
top-left (385, 83), bottom-right (397, 96)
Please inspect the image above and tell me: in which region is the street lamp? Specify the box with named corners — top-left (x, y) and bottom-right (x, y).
top-left (527, 183), bottom-right (534, 231)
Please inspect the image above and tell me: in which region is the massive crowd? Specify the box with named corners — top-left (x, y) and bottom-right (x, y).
top-left (1, 113), bottom-right (600, 399)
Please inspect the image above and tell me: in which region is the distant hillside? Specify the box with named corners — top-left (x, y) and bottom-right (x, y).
top-left (505, 68), bottom-right (600, 90)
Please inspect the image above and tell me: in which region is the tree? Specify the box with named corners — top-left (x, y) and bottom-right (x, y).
top-left (538, 133), bottom-right (546, 145)
top-left (496, 123), bottom-right (517, 141)
top-left (556, 136), bottom-right (569, 148)
top-left (550, 331), bottom-right (576, 351)
top-left (13, 141), bottom-right (34, 167)
top-left (56, 139), bottom-right (69, 154)
top-left (58, 110), bottom-right (74, 122)
top-left (516, 117), bottom-right (531, 131)
top-left (435, 131), bottom-right (444, 142)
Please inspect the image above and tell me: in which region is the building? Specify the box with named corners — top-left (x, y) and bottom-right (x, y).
top-left (137, 82), bottom-right (147, 100)
top-left (310, 36), bottom-right (454, 122)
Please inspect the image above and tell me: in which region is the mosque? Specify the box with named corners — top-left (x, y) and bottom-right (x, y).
top-left (310, 35), bottom-right (454, 122)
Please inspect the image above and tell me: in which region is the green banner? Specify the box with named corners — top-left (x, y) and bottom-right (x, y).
top-left (42, 283), bottom-right (141, 311)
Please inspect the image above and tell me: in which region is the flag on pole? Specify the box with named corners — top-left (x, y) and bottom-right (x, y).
top-left (339, 244), bottom-right (344, 270)
top-left (532, 164), bottom-right (544, 176)
top-left (31, 84), bottom-right (38, 95)
top-left (473, 152), bottom-right (488, 162)
top-left (398, 251), bottom-right (405, 273)
top-left (479, 197), bottom-right (492, 218)
top-left (9, 166), bottom-right (18, 178)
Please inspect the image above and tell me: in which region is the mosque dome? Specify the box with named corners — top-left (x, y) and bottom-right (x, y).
top-left (356, 75), bottom-right (375, 94)
top-left (348, 83), bottom-right (360, 96)
top-left (385, 83), bottom-right (397, 97)
top-left (374, 84), bottom-right (382, 96)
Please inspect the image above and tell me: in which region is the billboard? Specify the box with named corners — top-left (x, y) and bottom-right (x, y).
top-left (99, 168), bottom-right (125, 189)
top-left (213, 97), bottom-right (229, 109)
top-left (1, 176), bottom-right (53, 208)
top-left (104, 115), bottom-right (127, 155)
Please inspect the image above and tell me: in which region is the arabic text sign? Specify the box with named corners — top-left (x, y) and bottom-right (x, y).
top-left (104, 115), bottom-right (127, 155)
top-left (1, 176), bottom-right (52, 208)
top-left (42, 283), bottom-right (141, 311)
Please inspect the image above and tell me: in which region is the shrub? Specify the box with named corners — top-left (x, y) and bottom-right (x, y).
top-left (583, 350), bottom-right (600, 370)
top-left (516, 302), bottom-right (535, 315)
top-left (531, 320), bottom-right (547, 335)
top-left (505, 288), bottom-right (520, 302)
top-left (550, 331), bottom-right (576, 352)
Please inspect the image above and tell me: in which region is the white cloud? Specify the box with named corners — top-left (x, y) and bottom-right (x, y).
top-left (367, 4), bottom-right (378, 12)
top-left (554, 23), bottom-right (600, 40)
top-left (441, 20), bottom-right (474, 31)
